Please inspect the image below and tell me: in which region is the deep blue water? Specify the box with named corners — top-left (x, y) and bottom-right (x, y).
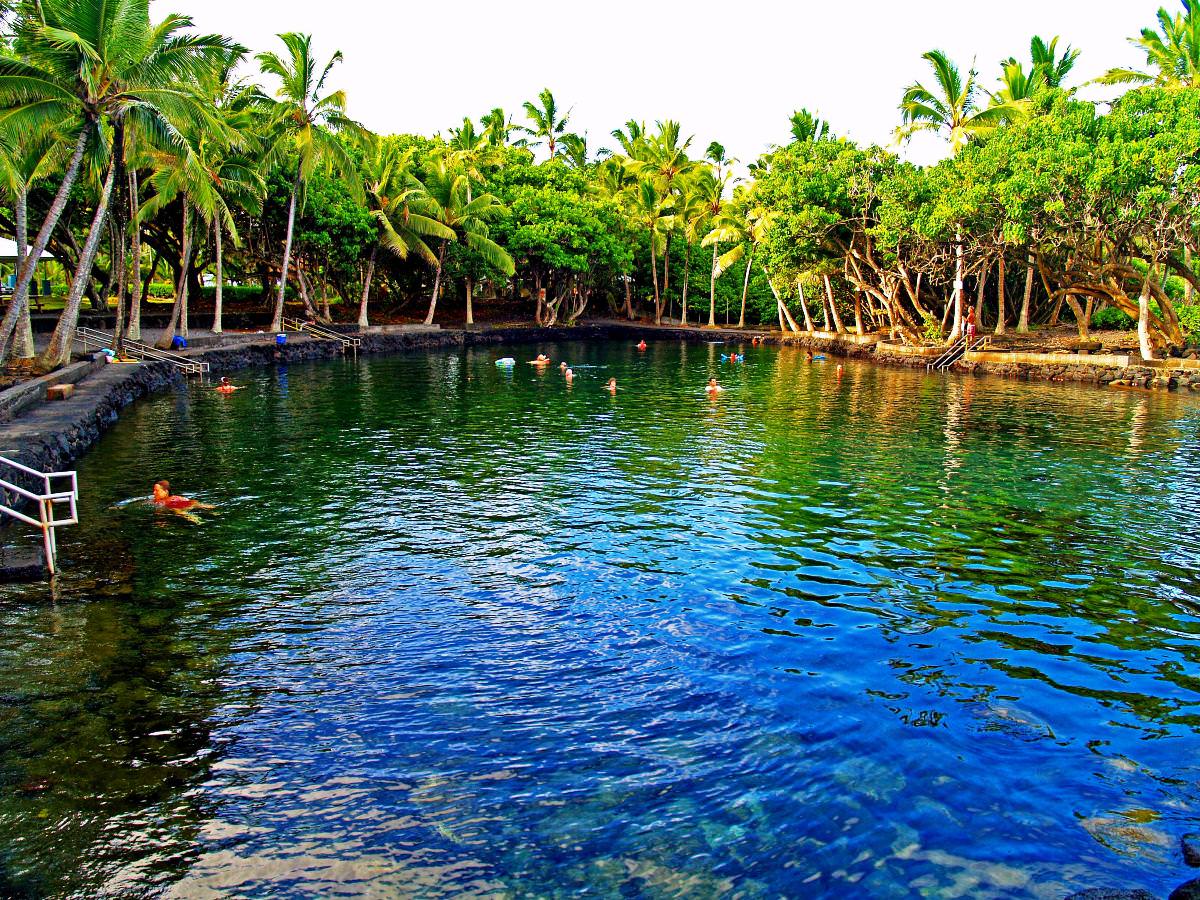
top-left (1, 340), bottom-right (1199, 898)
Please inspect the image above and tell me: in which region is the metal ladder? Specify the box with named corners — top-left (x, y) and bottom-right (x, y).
top-left (0, 456), bottom-right (78, 575)
top-left (928, 335), bottom-right (988, 372)
top-left (282, 318), bottom-right (361, 355)
top-left (74, 327), bottom-right (210, 375)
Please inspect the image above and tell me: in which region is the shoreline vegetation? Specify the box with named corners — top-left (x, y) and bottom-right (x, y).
top-left (0, 1), bottom-right (1197, 382)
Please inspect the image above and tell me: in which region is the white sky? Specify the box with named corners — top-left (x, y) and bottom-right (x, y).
top-left (175, 0), bottom-right (1160, 168)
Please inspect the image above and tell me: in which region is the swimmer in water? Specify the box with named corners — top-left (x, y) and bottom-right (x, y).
top-left (214, 376), bottom-right (240, 394)
top-left (559, 362), bottom-right (568, 372)
top-left (152, 480), bottom-right (214, 523)
top-left (806, 349), bottom-right (814, 361)
top-left (706, 378), bottom-right (724, 395)
top-left (564, 367), bottom-right (574, 382)
top-left (606, 377), bottom-right (617, 392)
top-left (637, 340), bottom-right (647, 351)
top-left (529, 354), bottom-right (551, 366)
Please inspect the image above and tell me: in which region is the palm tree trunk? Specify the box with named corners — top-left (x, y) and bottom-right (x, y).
top-left (662, 231), bottom-right (671, 309)
top-left (158, 201), bottom-right (192, 348)
top-left (127, 169), bottom-right (142, 341)
top-left (297, 266), bottom-right (318, 320)
top-left (212, 220), bottom-right (224, 334)
top-left (650, 235), bottom-right (661, 324)
top-left (424, 240), bottom-right (447, 326)
top-left (134, 249), bottom-right (157, 342)
top-left (359, 242), bottom-right (377, 328)
top-left (0, 124), bottom-right (91, 363)
top-left (12, 186), bottom-right (34, 361)
top-left (465, 275), bottom-right (474, 326)
top-left (739, 246), bottom-right (754, 327)
top-left (680, 243), bottom-right (691, 326)
top-left (1017, 257), bottom-right (1034, 333)
top-left (271, 163), bottom-right (303, 332)
top-left (41, 161), bottom-right (116, 370)
top-left (708, 242), bottom-right (719, 327)
top-left (995, 255), bottom-right (1007, 335)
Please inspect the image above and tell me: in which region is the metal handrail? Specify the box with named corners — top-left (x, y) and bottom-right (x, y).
top-left (282, 317), bottom-right (361, 354)
top-left (0, 455), bottom-right (78, 575)
top-left (75, 327), bottom-right (210, 375)
top-left (927, 335), bottom-right (989, 372)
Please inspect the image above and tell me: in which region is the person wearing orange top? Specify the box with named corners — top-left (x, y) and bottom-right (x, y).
top-left (152, 480), bottom-right (215, 515)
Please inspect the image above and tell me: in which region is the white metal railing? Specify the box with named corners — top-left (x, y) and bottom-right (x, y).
top-left (283, 317), bottom-right (361, 355)
top-left (74, 326), bottom-right (210, 375)
top-left (928, 335), bottom-right (989, 372)
top-left (0, 455), bottom-right (78, 575)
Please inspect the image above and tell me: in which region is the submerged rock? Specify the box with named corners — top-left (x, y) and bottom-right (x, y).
top-left (1064, 890), bottom-right (1154, 900)
top-left (1170, 879), bottom-right (1200, 900)
top-left (1183, 833), bottom-right (1200, 867)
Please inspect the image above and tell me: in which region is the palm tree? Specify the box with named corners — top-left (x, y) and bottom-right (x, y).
top-left (692, 168), bottom-right (730, 327)
top-left (1030, 36), bottom-right (1080, 88)
top-left (481, 107), bottom-right (524, 147)
top-left (627, 121), bottom-right (699, 305)
top-left (629, 179), bottom-right (668, 323)
top-left (0, 127), bottom-right (60, 360)
top-left (1098, 2), bottom-right (1200, 86)
top-left (257, 32), bottom-right (363, 333)
top-left (788, 108), bottom-right (833, 144)
top-left (522, 88), bottom-right (569, 158)
top-left (358, 140), bottom-right (452, 327)
top-left (673, 178), bottom-right (709, 326)
top-left (610, 120), bottom-right (647, 159)
top-left (420, 158), bottom-right (514, 326)
top-left (560, 133), bottom-right (590, 170)
top-left (0, 0), bottom-right (234, 365)
top-left (705, 195), bottom-right (770, 329)
top-left (899, 50), bottom-right (1026, 152)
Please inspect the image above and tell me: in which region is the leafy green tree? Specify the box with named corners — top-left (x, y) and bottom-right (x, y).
top-left (257, 32), bottom-right (363, 332)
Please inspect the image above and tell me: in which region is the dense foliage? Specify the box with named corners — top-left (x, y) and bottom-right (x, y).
top-left (0, 0), bottom-right (1198, 370)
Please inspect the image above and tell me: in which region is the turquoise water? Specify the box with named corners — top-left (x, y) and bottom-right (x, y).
top-left (1, 340), bottom-right (1199, 898)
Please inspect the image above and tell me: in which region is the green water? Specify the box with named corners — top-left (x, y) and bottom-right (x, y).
top-left (0, 340), bottom-right (1198, 898)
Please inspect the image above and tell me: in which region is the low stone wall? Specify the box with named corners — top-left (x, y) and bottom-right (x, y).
top-left (0, 357), bottom-right (107, 424)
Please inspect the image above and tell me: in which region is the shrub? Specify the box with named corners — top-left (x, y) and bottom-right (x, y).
top-left (197, 285), bottom-right (272, 304)
top-left (1177, 304), bottom-right (1200, 344)
top-left (921, 311), bottom-right (943, 344)
top-left (1091, 306), bottom-right (1134, 331)
top-left (147, 282), bottom-right (173, 299)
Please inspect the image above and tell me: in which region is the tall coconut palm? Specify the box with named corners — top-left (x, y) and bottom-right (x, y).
top-left (420, 158), bottom-right (514, 326)
top-left (521, 88), bottom-right (569, 158)
top-left (692, 167), bottom-right (730, 327)
top-left (627, 121), bottom-right (698, 305)
top-left (629, 179), bottom-right (668, 323)
top-left (899, 50), bottom-right (1026, 152)
top-left (788, 108), bottom-right (833, 144)
top-left (481, 107), bottom-right (524, 148)
top-left (358, 140), bottom-right (452, 327)
top-left (705, 196), bottom-right (770, 329)
top-left (0, 0), bottom-right (235, 365)
top-left (0, 127), bottom-right (60, 360)
top-left (257, 32), bottom-right (363, 333)
top-left (1098, 2), bottom-right (1200, 86)
top-left (560, 132), bottom-right (590, 170)
top-left (673, 178), bottom-right (709, 326)
top-left (1030, 35), bottom-right (1080, 87)
top-left (609, 120), bottom-right (647, 159)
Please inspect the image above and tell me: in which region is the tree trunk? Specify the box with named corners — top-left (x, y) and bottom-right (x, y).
top-left (975, 267), bottom-right (987, 328)
top-left (739, 246), bottom-right (754, 328)
top-left (662, 231), bottom-right (671, 310)
top-left (948, 226), bottom-right (964, 343)
top-left (854, 291), bottom-right (864, 335)
top-left (465, 275), bottom-right (474, 326)
top-left (1186, 245), bottom-right (1194, 305)
top-left (158, 201), bottom-right (192, 348)
top-left (320, 275), bottom-right (331, 322)
top-left (680, 242), bottom-right (691, 326)
top-left (1018, 257), bottom-right (1034, 333)
top-left (358, 242), bottom-right (377, 328)
top-left (824, 275), bottom-right (844, 333)
top-left (1138, 268), bottom-right (1156, 360)
top-left (212, 220), bottom-right (224, 334)
top-left (798, 279), bottom-right (814, 331)
top-left (297, 266), bottom-right (318, 320)
top-left (12, 187), bottom-right (34, 360)
top-left (0, 124), bottom-right (92, 362)
top-left (127, 169), bottom-right (143, 341)
top-left (995, 255), bottom-right (1007, 335)
top-left (41, 161), bottom-right (116, 370)
top-left (271, 163), bottom-right (303, 332)
top-left (424, 240), bottom-right (448, 325)
top-left (650, 234), bottom-right (662, 324)
top-left (708, 241), bottom-right (719, 327)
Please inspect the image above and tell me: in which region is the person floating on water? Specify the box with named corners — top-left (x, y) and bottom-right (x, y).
top-left (606, 377), bottom-right (617, 392)
top-left (637, 340), bottom-right (647, 351)
top-left (564, 367), bottom-right (575, 382)
top-left (152, 480), bottom-right (214, 524)
top-left (529, 354), bottom-right (551, 366)
top-left (706, 378), bottom-right (724, 395)
top-left (214, 376), bottom-right (240, 394)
